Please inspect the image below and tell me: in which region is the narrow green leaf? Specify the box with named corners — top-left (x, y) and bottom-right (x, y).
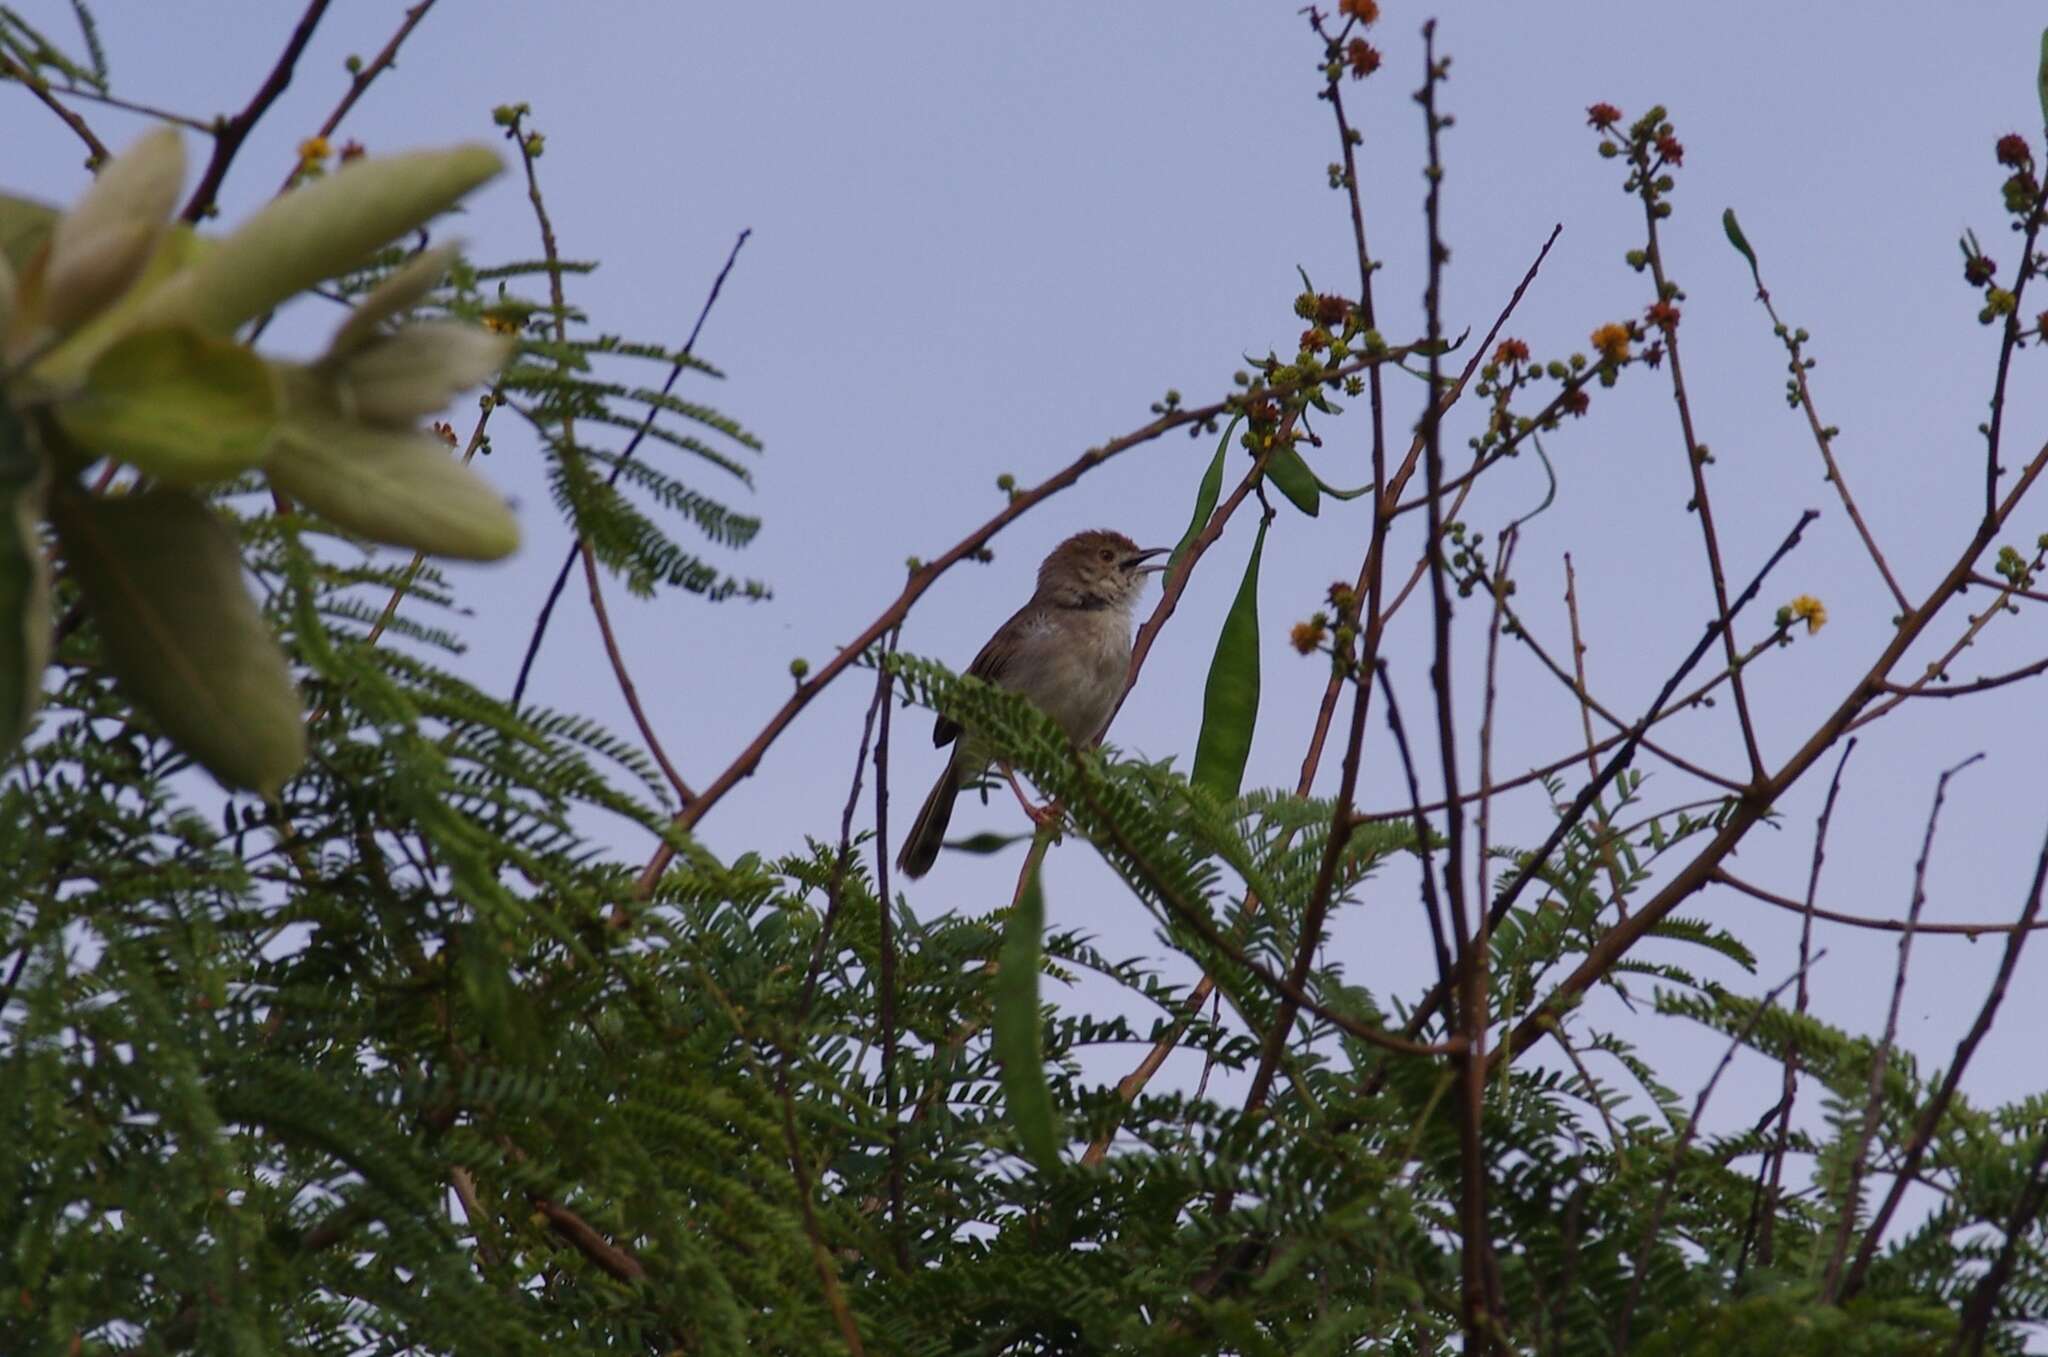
top-left (1169, 416), bottom-right (1236, 570)
top-left (0, 403), bottom-right (50, 759)
top-left (265, 414), bottom-right (519, 561)
top-left (1190, 515), bottom-right (1268, 800)
top-left (56, 325), bottom-right (279, 483)
top-left (1722, 207), bottom-right (1760, 287)
top-left (993, 864), bottom-right (1061, 1172)
top-left (52, 488), bottom-right (305, 797)
top-left (1266, 444), bottom-right (1321, 517)
top-left (2039, 29), bottom-right (2048, 133)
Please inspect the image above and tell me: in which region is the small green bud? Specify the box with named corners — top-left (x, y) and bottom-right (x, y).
top-left (789, 657), bottom-right (810, 681)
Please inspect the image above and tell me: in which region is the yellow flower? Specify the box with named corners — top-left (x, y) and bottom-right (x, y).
top-left (1290, 616), bottom-right (1328, 655)
top-left (297, 136), bottom-right (332, 165)
top-left (1789, 594), bottom-right (1827, 635)
top-left (1590, 323), bottom-right (1631, 365)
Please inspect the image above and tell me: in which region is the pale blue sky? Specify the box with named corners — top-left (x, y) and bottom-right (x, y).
top-left (13, 2), bottom-right (2048, 1204)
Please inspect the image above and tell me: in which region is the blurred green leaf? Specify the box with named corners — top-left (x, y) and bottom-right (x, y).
top-left (0, 403), bottom-right (50, 760)
top-left (0, 192), bottom-right (59, 273)
top-left (135, 144), bottom-right (502, 337)
top-left (1190, 515), bottom-right (1267, 800)
top-left (41, 127), bottom-right (184, 334)
top-left (993, 863), bottom-right (1061, 1172)
top-left (52, 487), bottom-right (305, 797)
top-left (1169, 416), bottom-right (1236, 570)
top-left (1267, 444), bottom-right (1321, 517)
top-left (266, 415), bottom-right (518, 561)
top-left (56, 325), bottom-right (279, 483)
top-left (945, 830), bottom-right (1032, 856)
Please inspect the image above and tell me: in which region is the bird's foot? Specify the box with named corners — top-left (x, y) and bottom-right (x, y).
top-left (1002, 765), bottom-right (1064, 835)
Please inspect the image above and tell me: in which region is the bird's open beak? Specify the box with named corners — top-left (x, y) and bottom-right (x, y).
top-left (1124, 547), bottom-right (1171, 575)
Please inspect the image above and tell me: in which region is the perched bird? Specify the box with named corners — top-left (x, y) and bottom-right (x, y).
top-left (896, 529), bottom-right (1168, 879)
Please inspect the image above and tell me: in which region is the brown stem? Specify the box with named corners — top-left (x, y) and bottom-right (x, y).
top-left (1745, 269), bottom-right (1910, 614)
top-left (275, 0), bottom-right (440, 191)
top-left (1636, 149), bottom-right (1765, 784)
top-left (579, 539), bottom-right (694, 803)
top-left (0, 47), bottom-right (108, 161)
top-left (532, 1195), bottom-right (645, 1283)
top-left (180, 0), bottom-right (333, 221)
top-left (1981, 179), bottom-right (2048, 518)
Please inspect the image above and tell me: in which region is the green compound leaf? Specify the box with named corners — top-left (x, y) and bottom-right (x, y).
top-left (1266, 443), bottom-right (1321, 517)
top-left (265, 414), bottom-right (519, 561)
top-left (56, 325), bottom-right (279, 484)
top-left (52, 487), bottom-right (305, 797)
top-left (1169, 415), bottom-right (1237, 571)
top-left (993, 863), bottom-right (1061, 1173)
top-left (1190, 514), bottom-right (1268, 800)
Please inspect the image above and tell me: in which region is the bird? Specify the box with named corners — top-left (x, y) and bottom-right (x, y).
top-left (896, 529), bottom-right (1168, 879)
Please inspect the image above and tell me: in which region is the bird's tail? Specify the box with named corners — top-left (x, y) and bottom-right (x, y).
top-left (897, 751), bottom-right (964, 880)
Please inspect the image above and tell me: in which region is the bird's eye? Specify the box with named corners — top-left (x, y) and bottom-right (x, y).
top-left (1099, 549), bottom-right (1113, 562)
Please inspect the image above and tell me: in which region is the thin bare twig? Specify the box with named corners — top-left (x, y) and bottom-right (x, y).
top-left (278, 0), bottom-right (439, 190)
top-left (1631, 130), bottom-right (1765, 784)
top-left (509, 109), bottom-right (694, 805)
top-left (869, 635), bottom-right (906, 1271)
top-left (1712, 868), bottom-right (2048, 938)
top-left (1414, 30), bottom-right (1500, 1346)
top-left (0, 46), bottom-right (108, 161)
top-left (1741, 261), bottom-right (1910, 614)
top-left (579, 540), bottom-right (694, 803)
top-left (513, 227), bottom-right (752, 708)
top-left (794, 634), bottom-right (896, 1018)
top-left (1841, 821), bottom-right (2048, 1301)
top-left (1740, 740), bottom-right (1854, 1279)
top-left (180, 0), bottom-right (333, 221)
top-left (1824, 753), bottom-right (1979, 1301)
top-left (1980, 175), bottom-right (2048, 518)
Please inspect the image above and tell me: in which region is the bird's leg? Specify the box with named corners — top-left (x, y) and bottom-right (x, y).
top-left (1000, 762), bottom-right (1061, 829)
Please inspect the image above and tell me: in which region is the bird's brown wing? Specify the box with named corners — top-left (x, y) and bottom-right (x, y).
top-left (932, 599), bottom-right (1034, 747)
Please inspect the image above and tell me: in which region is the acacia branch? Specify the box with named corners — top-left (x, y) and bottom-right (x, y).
top-left (1840, 822), bottom-right (2048, 1301)
top-left (1822, 756), bottom-right (1977, 1301)
top-left (180, 0), bottom-right (333, 222)
top-left (1499, 435), bottom-right (2048, 1071)
top-left (513, 226), bottom-right (752, 708)
top-left (0, 47), bottom-right (108, 161)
